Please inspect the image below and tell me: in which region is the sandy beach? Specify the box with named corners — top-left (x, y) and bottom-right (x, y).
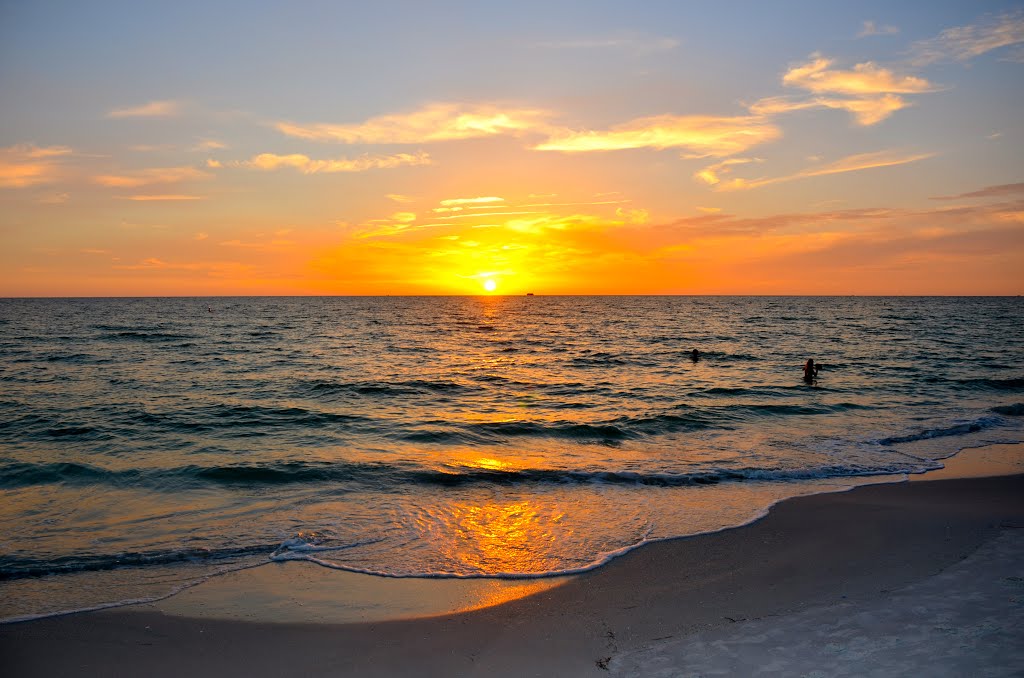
top-left (2, 445), bottom-right (1022, 677)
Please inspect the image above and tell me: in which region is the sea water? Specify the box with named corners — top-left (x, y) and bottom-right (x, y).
top-left (1, 296), bottom-right (1021, 621)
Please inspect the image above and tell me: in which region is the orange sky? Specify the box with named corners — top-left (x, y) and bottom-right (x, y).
top-left (1, 3), bottom-right (1022, 296)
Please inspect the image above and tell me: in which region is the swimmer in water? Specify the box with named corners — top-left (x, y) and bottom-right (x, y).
top-left (803, 358), bottom-right (819, 382)
top-left (690, 348), bottom-right (701, 362)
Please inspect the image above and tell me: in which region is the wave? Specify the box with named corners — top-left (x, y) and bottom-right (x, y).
top-left (99, 331), bottom-right (197, 342)
top-left (991, 403), bottom-right (1024, 416)
top-left (876, 415), bottom-right (1004, 445)
top-left (0, 544), bottom-right (275, 581)
top-left (0, 457), bottom-right (934, 493)
top-left (956, 377), bottom-right (1024, 391)
top-left (301, 378), bottom-right (472, 398)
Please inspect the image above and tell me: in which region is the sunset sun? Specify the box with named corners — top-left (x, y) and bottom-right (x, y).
top-left (483, 278), bottom-right (498, 293)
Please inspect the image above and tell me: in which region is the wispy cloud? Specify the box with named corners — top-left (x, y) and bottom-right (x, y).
top-left (713, 149), bottom-right (935, 191)
top-left (39, 192), bottom-right (71, 204)
top-left (910, 10), bottom-right (1024, 65)
top-left (857, 21), bottom-right (899, 38)
top-left (932, 182), bottom-right (1024, 200)
top-left (107, 100), bottom-right (183, 118)
top-left (535, 114), bottom-right (781, 157)
top-left (94, 166), bottom-right (212, 187)
top-left (439, 196), bottom-right (504, 206)
top-left (533, 33), bottom-right (679, 54)
top-left (694, 157), bottom-right (762, 186)
top-left (276, 103), bottom-right (551, 144)
top-left (229, 151), bottom-right (431, 173)
top-left (191, 139), bottom-right (227, 152)
top-left (749, 93), bottom-right (910, 126)
top-left (117, 194), bottom-right (204, 201)
top-left (0, 144), bottom-right (72, 188)
top-left (386, 193), bottom-right (416, 203)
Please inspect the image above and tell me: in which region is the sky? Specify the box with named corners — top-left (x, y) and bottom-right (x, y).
top-left (1, 0), bottom-right (1022, 296)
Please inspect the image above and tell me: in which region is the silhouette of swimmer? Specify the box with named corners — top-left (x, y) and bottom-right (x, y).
top-left (803, 358), bottom-right (819, 382)
top-left (690, 349), bottom-right (701, 362)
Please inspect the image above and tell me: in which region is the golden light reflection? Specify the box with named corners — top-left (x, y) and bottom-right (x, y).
top-left (443, 498), bottom-right (564, 574)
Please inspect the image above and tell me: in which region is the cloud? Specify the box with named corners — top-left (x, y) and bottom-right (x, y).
top-left (782, 57), bottom-right (933, 95)
top-left (191, 139), bottom-right (227, 151)
top-left (758, 55), bottom-right (935, 125)
top-left (694, 157), bottom-right (762, 186)
top-left (749, 93), bottom-right (909, 126)
top-left (0, 144), bottom-right (72, 188)
top-left (275, 103), bottom-right (551, 144)
top-left (909, 11), bottom-right (1024, 65)
top-left (439, 196), bottom-right (504, 206)
top-left (386, 193), bottom-right (416, 203)
top-left (534, 114), bottom-right (781, 157)
top-left (713, 149), bottom-right (935, 191)
top-left (230, 151), bottom-right (431, 173)
top-left (94, 166), bottom-right (212, 187)
top-left (107, 100), bottom-right (182, 118)
top-left (117, 194), bottom-right (204, 201)
top-left (858, 21), bottom-right (899, 38)
top-left (533, 33), bottom-right (679, 54)
top-left (932, 182), bottom-right (1024, 200)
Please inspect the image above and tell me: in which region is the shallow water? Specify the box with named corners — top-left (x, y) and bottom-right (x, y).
top-left (1, 296), bottom-right (1022, 620)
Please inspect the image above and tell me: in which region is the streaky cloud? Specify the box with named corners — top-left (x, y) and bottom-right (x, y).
top-left (275, 103), bottom-right (551, 144)
top-left (533, 33), bottom-right (679, 54)
top-left (932, 182), bottom-right (1024, 200)
top-left (116, 194), bottom-right (204, 201)
top-left (713, 150), bottom-right (935, 191)
top-left (0, 144), bottom-right (72, 188)
top-left (229, 151), bottom-right (431, 173)
top-left (749, 93), bottom-right (910, 126)
top-left (107, 100), bottom-right (182, 118)
top-left (94, 166), bottom-right (211, 188)
top-left (909, 10), bottom-right (1024, 65)
top-left (439, 196), bottom-right (504, 206)
top-left (534, 114), bottom-right (780, 157)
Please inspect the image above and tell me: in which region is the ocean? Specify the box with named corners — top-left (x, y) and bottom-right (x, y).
top-left (1, 296), bottom-right (1022, 622)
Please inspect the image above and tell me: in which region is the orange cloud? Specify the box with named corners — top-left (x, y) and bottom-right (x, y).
top-left (275, 103), bottom-right (551, 144)
top-left (535, 114), bottom-right (781, 156)
top-left (107, 100), bottom-right (182, 118)
top-left (713, 150), bottom-right (935, 191)
top-left (230, 151), bottom-right (431, 173)
top-left (117, 194), bottom-right (204, 201)
top-left (0, 144), bottom-right (72, 187)
top-left (694, 157), bottom-right (762, 186)
top-left (762, 56), bottom-right (936, 125)
top-left (94, 166), bottom-right (211, 187)
top-left (782, 57), bottom-right (933, 95)
top-left (932, 182), bottom-right (1024, 200)
top-left (439, 196), bottom-right (504, 206)
top-left (749, 93), bottom-right (909, 126)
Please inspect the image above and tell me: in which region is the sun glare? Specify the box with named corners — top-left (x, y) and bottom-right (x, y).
top-left (483, 279), bottom-right (498, 293)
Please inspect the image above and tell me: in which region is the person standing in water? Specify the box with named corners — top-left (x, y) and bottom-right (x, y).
top-left (690, 349), bottom-right (701, 362)
top-left (803, 358), bottom-right (819, 383)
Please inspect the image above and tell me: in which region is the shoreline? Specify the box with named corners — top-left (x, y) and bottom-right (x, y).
top-left (2, 444), bottom-right (1022, 676)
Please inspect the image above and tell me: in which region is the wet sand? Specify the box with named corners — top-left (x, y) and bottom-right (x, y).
top-left (2, 447), bottom-right (1022, 677)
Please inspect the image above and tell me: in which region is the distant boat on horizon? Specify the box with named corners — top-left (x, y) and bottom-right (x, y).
top-left (526, 293), bottom-right (534, 296)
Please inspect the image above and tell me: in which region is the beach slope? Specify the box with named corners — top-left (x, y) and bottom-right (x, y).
top-left (2, 474), bottom-right (1022, 677)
